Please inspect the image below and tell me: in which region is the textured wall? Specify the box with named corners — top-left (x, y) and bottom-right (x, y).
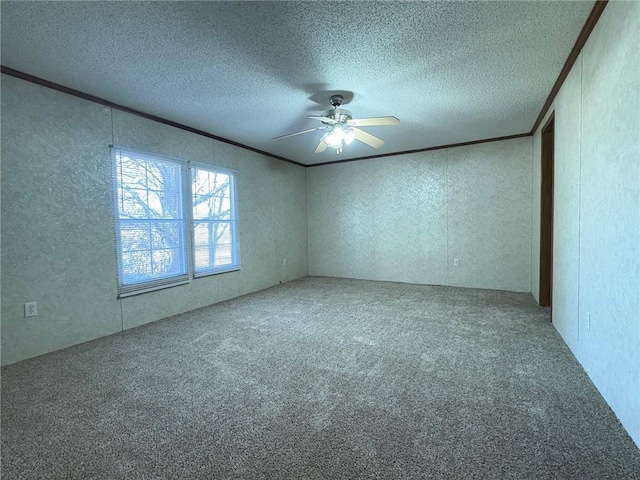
top-left (306, 154), bottom-right (449, 284)
top-left (373, 152), bottom-right (448, 286)
top-left (1, 76), bottom-right (308, 364)
top-left (308, 137), bottom-right (533, 292)
top-left (1, 76), bottom-right (122, 362)
top-left (307, 160), bottom-right (378, 280)
top-left (552, 58), bottom-right (581, 349)
top-left (447, 140), bottom-right (532, 292)
top-left (531, 1), bottom-right (639, 446)
top-left (578, 1), bottom-right (639, 446)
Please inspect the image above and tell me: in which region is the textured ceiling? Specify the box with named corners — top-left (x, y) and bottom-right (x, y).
top-left (1, 1), bottom-right (594, 165)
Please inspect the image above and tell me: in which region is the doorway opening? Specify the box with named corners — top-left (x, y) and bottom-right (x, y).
top-left (539, 113), bottom-right (555, 315)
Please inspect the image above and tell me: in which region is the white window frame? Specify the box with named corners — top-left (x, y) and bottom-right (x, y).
top-left (190, 162), bottom-right (240, 278)
top-left (111, 146), bottom-right (240, 298)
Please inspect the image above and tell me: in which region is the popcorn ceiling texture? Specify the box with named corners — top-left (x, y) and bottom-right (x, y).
top-left (0, 1), bottom-right (595, 164)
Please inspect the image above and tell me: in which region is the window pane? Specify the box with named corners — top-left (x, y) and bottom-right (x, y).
top-left (113, 149), bottom-right (188, 292)
top-left (118, 220), bottom-right (186, 285)
top-left (192, 169), bottom-right (231, 220)
top-left (192, 219), bottom-right (236, 272)
top-left (151, 248), bottom-right (184, 276)
top-left (190, 165), bottom-right (239, 275)
top-left (120, 222), bottom-right (151, 252)
top-left (117, 153), bottom-right (183, 220)
top-left (214, 242), bottom-right (233, 266)
top-left (150, 221), bottom-right (182, 249)
top-left (122, 250), bottom-right (152, 280)
top-left (120, 188), bottom-right (149, 218)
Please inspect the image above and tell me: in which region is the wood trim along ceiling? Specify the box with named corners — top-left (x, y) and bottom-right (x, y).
top-left (0, 66), bottom-right (305, 168)
top-left (0, 1), bottom-right (608, 168)
top-left (306, 133), bottom-right (532, 168)
top-left (530, 0), bottom-right (608, 134)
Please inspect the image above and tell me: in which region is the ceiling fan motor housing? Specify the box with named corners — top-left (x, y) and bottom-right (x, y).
top-left (323, 108), bottom-right (352, 124)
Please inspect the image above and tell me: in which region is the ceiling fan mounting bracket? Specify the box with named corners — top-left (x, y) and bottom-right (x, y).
top-left (329, 95), bottom-right (344, 108)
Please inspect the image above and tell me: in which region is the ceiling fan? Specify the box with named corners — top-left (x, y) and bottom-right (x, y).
top-left (273, 95), bottom-right (400, 154)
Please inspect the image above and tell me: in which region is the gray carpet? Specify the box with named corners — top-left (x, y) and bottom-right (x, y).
top-left (2, 277), bottom-right (639, 479)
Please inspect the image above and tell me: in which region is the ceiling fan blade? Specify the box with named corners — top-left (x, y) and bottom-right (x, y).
top-left (352, 127), bottom-right (385, 148)
top-left (348, 116), bottom-right (400, 127)
top-left (273, 127), bottom-right (324, 140)
top-left (307, 115), bottom-right (337, 124)
top-left (315, 141), bottom-right (328, 153)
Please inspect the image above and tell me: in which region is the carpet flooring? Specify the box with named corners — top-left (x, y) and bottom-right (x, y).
top-left (2, 277), bottom-right (639, 479)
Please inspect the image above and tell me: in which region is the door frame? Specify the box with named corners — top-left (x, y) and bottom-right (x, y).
top-left (539, 113), bottom-right (555, 313)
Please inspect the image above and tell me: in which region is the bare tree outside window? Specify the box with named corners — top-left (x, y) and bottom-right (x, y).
top-left (191, 167), bottom-right (236, 273)
top-left (115, 152), bottom-right (238, 290)
top-left (116, 154), bottom-right (186, 283)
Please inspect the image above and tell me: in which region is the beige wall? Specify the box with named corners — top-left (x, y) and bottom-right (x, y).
top-left (1, 75), bottom-right (308, 365)
top-left (308, 137), bottom-right (533, 293)
top-left (531, 1), bottom-right (639, 446)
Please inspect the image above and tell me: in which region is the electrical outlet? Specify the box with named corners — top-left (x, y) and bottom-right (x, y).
top-left (282, 258), bottom-right (287, 266)
top-left (453, 259), bottom-right (459, 267)
top-left (586, 312), bottom-right (591, 332)
top-left (24, 302), bottom-right (38, 318)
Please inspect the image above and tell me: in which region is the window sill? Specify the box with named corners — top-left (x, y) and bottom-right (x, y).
top-left (193, 267), bottom-right (241, 279)
top-left (118, 279), bottom-right (191, 298)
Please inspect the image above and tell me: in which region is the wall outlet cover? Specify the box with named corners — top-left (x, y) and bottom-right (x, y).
top-left (25, 302), bottom-right (38, 318)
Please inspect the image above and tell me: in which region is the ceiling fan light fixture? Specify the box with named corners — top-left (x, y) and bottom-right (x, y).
top-left (343, 127), bottom-right (356, 145)
top-left (275, 94), bottom-right (398, 154)
top-left (321, 124), bottom-right (356, 153)
top-left (321, 125), bottom-right (345, 149)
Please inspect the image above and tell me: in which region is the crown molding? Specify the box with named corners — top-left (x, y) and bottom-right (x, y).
top-left (530, 0), bottom-right (608, 134)
top-left (0, 66), bottom-right (305, 168)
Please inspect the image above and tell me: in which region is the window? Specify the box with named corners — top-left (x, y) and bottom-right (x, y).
top-left (191, 164), bottom-right (239, 276)
top-left (112, 147), bottom-right (239, 296)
